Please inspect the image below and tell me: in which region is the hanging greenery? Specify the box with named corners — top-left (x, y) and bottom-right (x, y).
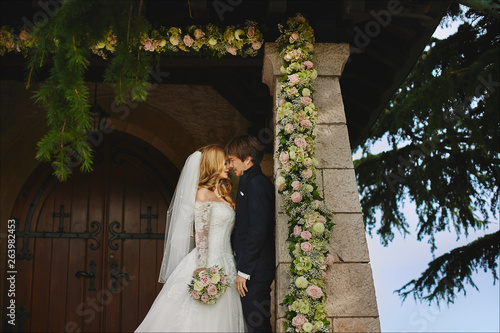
top-left (0, 0), bottom-right (264, 181)
top-left (274, 14), bottom-right (334, 333)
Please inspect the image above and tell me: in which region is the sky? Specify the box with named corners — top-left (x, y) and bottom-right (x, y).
top-left (352, 19), bottom-right (500, 333)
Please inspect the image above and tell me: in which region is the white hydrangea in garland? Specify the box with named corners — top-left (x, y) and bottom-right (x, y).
top-left (275, 14), bottom-right (334, 333)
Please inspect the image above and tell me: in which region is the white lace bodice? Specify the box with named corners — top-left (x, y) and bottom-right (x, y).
top-left (194, 201), bottom-right (235, 268)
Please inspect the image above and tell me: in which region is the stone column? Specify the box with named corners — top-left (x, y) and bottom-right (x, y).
top-left (263, 43), bottom-right (381, 332)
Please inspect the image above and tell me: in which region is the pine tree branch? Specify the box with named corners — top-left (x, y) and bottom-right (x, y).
top-left (396, 230), bottom-right (500, 304)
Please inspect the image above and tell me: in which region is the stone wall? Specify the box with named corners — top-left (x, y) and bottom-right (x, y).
top-left (263, 43), bottom-right (380, 332)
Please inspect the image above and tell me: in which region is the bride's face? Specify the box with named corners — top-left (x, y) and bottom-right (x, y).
top-left (217, 160), bottom-right (230, 180)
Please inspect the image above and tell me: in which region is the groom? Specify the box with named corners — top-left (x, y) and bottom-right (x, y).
top-left (225, 135), bottom-right (276, 333)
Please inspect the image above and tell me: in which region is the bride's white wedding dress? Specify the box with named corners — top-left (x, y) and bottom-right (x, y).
top-left (135, 201), bottom-right (246, 332)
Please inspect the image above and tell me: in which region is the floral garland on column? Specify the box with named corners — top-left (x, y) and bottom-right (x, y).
top-left (275, 14), bottom-right (334, 333)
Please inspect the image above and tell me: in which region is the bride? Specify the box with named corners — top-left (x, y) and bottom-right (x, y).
top-left (136, 145), bottom-right (246, 332)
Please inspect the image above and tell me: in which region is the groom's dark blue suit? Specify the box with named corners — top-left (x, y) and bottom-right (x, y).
top-left (232, 164), bottom-right (275, 332)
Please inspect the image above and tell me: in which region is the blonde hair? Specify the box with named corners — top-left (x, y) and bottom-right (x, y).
top-left (198, 145), bottom-right (233, 205)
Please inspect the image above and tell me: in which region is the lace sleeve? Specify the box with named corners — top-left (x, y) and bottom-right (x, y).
top-left (194, 201), bottom-right (211, 267)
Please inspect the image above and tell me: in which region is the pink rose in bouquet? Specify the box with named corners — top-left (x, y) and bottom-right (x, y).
top-left (200, 274), bottom-right (210, 286)
top-left (191, 290), bottom-right (200, 299)
top-left (289, 31), bottom-right (299, 43)
top-left (207, 284), bottom-right (218, 296)
top-left (188, 265), bottom-right (229, 305)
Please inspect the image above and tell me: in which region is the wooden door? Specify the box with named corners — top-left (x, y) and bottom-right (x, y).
top-left (5, 132), bottom-right (179, 332)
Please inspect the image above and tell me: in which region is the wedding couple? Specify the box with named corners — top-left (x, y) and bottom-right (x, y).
top-left (136, 135), bottom-right (276, 332)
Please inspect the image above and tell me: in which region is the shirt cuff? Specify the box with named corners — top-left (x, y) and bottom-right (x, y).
top-left (238, 271), bottom-right (251, 280)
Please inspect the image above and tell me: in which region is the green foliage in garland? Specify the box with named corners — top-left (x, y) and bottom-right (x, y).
top-left (354, 5), bottom-right (499, 304)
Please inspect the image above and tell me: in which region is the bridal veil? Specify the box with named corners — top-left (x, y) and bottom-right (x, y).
top-left (158, 151), bottom-right (202, 283)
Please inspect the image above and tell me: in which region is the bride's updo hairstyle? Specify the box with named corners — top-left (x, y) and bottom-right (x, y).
top-left (198, 145), bottom-right (233, 204)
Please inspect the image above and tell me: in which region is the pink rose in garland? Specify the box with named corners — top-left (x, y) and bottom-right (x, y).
top-left (280, 151), bottom-right (289, 165)
top-left (285, 123), bottom-right (294, 134)
top-left (294, 137), bottom-right (308, 149)
top-left (291, 192), bottom-right (302, 203)
top-left (183, 35), bottom-right (194, 47)
top-left (292, 314), bottom-right (307, 328)
top-left (194, 29), bottom-right (204, 39)
top-left (288, 74), bottom-right (300, 85)
top-left (300, 118), bottom-right (311, 128)
top-left (306, 285), bottom-right (323, 299)
top-left (325, 254), bottom-right (334, 266)
top-left (300, 96), bottom-right (312, 106)
top-left (247, 26), bottom-right (255, 38)
top-left (291, 181), bottom-right (302, 191)
top-left (226, 47), bottom-right (237, 55)
top-left (302, 168), bottom-right (313, 179)
top-left (301, 242), bottom-right (313, 252)
top-left (300, 230), bottom-right (311, 240)
top-left (293, 225), bottom-right (302, 237)
top-left (252, 41), bottom-right (262, 50)
top-left (303, 60), bottom-right (314, 69)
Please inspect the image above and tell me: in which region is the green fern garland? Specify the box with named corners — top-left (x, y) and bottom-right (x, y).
top-left (275, 14), bottom-right (334, 333)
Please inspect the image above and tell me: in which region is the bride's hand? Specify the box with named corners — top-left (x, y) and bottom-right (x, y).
top-left (193, 267), bottom-right (206, 276)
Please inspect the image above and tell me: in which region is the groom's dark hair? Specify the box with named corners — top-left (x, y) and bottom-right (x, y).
top-left (225, 135), bottom-right (264, 165)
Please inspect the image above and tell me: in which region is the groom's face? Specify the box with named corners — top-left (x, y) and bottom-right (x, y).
top-left (227, 155), bottom-right (252, 177)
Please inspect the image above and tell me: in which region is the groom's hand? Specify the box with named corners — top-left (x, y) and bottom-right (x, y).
top-left (235, 275), bottom-right (248, 297)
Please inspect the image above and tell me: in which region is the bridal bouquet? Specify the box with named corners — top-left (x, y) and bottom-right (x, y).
top-left (187, 265), bottom-right (229, 304)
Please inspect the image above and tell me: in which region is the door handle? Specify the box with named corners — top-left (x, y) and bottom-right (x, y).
top-left (75, 260), bottom-right (97, 291)
top-left (109, 260), bottom-right (130, 292)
